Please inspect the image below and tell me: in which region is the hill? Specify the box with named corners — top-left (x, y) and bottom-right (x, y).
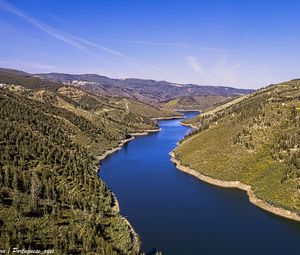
top-left (35, 72), bottom-right (254, 106)
top-left (172, 80), bottom-right (300, 221)
top-left (0, 69), bottom-right (63, 91)
top-left (161, 95), bottom-right (234, 111)
top-left (0, 70), bottom-right (180, 254)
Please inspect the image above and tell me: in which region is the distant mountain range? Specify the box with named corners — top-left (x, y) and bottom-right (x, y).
top-left (34, 71), bottom-right (254, 105)
top-left (0, 67), bottom-right (254, 110)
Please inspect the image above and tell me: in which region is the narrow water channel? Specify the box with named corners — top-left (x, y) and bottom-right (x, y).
top-left (99, 112), bottom-right (300, 255)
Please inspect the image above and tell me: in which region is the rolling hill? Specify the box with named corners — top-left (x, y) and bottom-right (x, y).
top-left (172, 80), bottom-right (300, 221)
top-left (161, 95), bottom-right (235, 111)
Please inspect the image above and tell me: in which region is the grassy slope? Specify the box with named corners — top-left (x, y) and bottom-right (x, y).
top-left (181, 95), bottom-right (249, 125)
top-left (161, 95), bottom-right (233, 111)
top-left (116, 98), bottom-right (183, 119)
top-left (174, 80), bottom-right (300, 214)
top-left (0, 71), bottom-right (177, 254)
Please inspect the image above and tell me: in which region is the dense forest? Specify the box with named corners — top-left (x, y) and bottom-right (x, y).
top-left (176, 80), bottom-right (300, 215)
top-left (0, 71), bottom-right (174, 254)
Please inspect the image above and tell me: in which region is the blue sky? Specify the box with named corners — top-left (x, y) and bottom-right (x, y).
top-left (1, 0), bottom-right (300, 89)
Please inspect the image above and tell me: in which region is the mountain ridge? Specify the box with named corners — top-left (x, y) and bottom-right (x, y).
top-left (0, 67), bottom-right (254, 111)
top-left (35, 71), bottom-right (254, 100)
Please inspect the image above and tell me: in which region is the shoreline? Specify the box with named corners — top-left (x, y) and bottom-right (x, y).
top-left (97, 128), bottom-right (160, 163)
top-left (169, 151), bottom-right (300, 222)
top-left (175, 109), bottom-right (201, 112)
top-left (111, 191), bottom-right (140, 253)
top-left (97, 137), bottom-right (134, 162)
top-left (97, 125), bottom-right (163, 253)
top-left (180, 122), bottom-right (198, 129)
top-left (151, 115), bottom-right (183, 120)
top-left (130, 128), bottom-right (161, 136)
top-left (96, 138), bottom-right (142, 253)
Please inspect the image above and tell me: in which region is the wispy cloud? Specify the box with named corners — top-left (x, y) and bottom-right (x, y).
top-left (0, 0), bottom-right (168, 75)
top-left (0, 1), bottom-right (89, 51)
top-left (185, 55), bottom-right (248, 85)
top-left (185, 56), bottom-right (211, 83)
top-left (46, 12), bottom-right (71, 25)
top-left (96, 39), bottom-right (225, 53)
top-left (185, 56), bottom-right (204, 75)
top-left (65, 35), bottom-right (170, 75)
top-left (214, 55), bottom-right (248, 84)
top-left (96, 39), bottom-right (190, 48)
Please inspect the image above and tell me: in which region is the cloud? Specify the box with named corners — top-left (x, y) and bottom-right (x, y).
top-left (46, 12), bottom-right (71, 25)
top-left (96, 39), bottom-right (225, 54)
top-left (0, 1), bottom-right (89, 51)
top-left (0, 1), bottom-right (168, 75)
top-left (185, 56), bottom-right (204, 75)
top-left (185, 56), bottom-right (212, 84)
top-left (96, 39), bottom-right (190, 48)
top-left (213, 55), bottom-right (248, 84)
top-left (185, 55), bottom-right (248, 85)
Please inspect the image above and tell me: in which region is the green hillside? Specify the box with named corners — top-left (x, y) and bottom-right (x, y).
top-left (173, 80), bottom-right (300, 216)
top-left (0, 71), bottom-right (178, 254)
top-left (161, 95), bottom-right (233, 111)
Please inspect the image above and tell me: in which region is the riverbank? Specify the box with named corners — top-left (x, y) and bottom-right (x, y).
top-left (170, 151), bottom-right (300, 222)
top-left (96, 127), bottom-right (162, 253)
top-left (180, 122), bottom-right (198, 129)
top-left (130, 128), bottom-right (161, 136)
top-left (174, 109), bottom-right (201, 112)
top-left (111, 191), bottom-right (141, 253)
top-left (97, 137), bottom-right (134, 162)
top-left (151, 115), bottom-right (183, 120)
top-left (97, 128), bottom-right (160, 163)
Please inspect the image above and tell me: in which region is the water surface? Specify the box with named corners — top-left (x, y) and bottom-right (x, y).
top-left (99, 112), bottom-right (300, 255)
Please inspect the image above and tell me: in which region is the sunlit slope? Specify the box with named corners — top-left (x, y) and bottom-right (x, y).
top-left (0, 70), bottom-right (181, 155)
top-left (20, 85), bottom-right (158, 155)
top-left (116, 98), bottom-right (183, 119)
top-left (161, 95), bottom-right (233, 111)
top-left (174, 80), bottom-right (300, 213)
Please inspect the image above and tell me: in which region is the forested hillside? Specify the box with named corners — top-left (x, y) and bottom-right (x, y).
top-left (174, 80), bottom-right (300, 218)
top-left (0, 70), bottom-right (177, 254)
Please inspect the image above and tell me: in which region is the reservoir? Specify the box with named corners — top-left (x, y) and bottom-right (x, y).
top-left (99, 112), bottom-right (300, 255)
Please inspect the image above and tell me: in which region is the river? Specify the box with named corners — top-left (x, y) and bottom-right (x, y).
top-left (99, 111), bottom-right (300, 255)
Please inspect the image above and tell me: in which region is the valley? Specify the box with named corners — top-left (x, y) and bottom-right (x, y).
top-left (1, 1), bottom-right (300, 254)
top-left (1, 68), bottom-right (299, 254)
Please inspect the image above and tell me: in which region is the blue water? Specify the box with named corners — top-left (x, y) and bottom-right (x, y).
top-left (99, 112), bottom-right (300, 255)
